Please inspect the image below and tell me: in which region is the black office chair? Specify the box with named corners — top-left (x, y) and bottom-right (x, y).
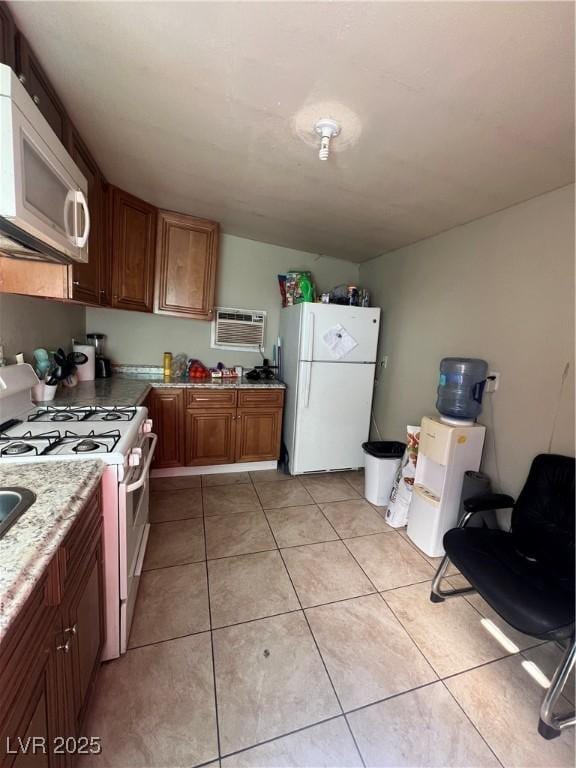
top-left (430, 453), bottom-right (575, 740)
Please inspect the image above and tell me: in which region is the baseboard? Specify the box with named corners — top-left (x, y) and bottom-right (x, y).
top-left (151, 460), bottom-right (278, 478)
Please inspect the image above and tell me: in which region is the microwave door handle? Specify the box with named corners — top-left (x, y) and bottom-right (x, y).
top-left (75, 190), bottom-right (90, 248)
top-left (64, 190), bottom-right (76, 243)
top-left (125, 433), bottom-right (158, 494)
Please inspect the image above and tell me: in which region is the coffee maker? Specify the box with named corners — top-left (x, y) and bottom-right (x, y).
top-left (86, 333), bottom-right (112, 378)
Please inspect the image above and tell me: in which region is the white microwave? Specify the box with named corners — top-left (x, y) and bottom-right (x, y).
top-left (0, 63), bottom-right (89, 264)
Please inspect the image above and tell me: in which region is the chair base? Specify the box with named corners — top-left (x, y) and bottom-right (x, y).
top-left (429, 553), bottom-right (477, 602)
top-left (538, 719), bottom-right (561, 740)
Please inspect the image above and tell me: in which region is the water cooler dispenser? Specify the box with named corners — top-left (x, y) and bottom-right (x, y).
top-left (407, 416), bottom-right (486, 557)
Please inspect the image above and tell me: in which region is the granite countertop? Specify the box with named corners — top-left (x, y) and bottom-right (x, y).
top-left (0, 460), bottom-right (105, 640)
top-left (44, 369), bottom-right (285, 408)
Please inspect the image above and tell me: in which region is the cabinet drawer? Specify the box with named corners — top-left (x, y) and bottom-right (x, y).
top-left (186, 389), bottom-right (237, 409)
top-left (60, 486), bottom-right (102, 589)
top-left (237, 389), bottom-right (284, 408)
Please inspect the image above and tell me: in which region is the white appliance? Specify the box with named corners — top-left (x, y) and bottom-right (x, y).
top-left (407, 416), bottom-right (486, 557)
top-left (0, 63), bottom-right (90, 264)
top-left (0, 365), bottom-right (156, 659)
top-left (279, 303), bottom-right (380, 474)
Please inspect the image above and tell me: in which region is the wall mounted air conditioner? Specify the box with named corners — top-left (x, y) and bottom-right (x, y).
top-left (211, 308), bottom-right (266, 352)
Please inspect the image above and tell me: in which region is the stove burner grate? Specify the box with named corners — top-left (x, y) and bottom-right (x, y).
top-left (0, 430), bottom-right (63, 458)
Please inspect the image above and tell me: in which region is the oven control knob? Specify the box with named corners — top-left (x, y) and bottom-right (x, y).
top-left (128, 447), bottom-right (142, 466)
top-left (142, 419), bottom-right (153, 434)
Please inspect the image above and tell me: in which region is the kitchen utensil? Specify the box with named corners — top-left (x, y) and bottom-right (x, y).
top-left (33, 348), bottom-right (50, 378)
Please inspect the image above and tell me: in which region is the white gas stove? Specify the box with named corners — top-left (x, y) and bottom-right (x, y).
top-left (0, 404), bottom-right (151, 472)
top-left (0, 364), bottom-right (157, 660)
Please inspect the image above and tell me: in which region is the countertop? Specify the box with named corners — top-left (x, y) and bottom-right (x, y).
top-left (45, 372), bottom-right (285, 408)
top-left (0, 460), bottom-right (105, 640)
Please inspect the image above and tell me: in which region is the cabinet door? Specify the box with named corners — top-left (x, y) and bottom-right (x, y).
top-left (147, 389), bottom-right (184, 468)
top-left (3, 618), bottom-right (66, 768)
top-left (154, 211), bottom-right (218, 320)
top-left (110, 187), bottom-right (156, 312)
top-left (16, 35), bottom-right (68, 143)
top-left (235, 408), bottom-right (283, 462)
top-left (0, 3), bottom-right (16, 68)
top-left (67, 129), bottom-right (104, 305)
top-left (185, 409), bottom-right (236, 466)
top-left (62, 537), bottom-right (104, 736)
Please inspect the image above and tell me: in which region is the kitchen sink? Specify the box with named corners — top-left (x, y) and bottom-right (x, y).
top-left (0, 488), bottom-right (36, 539)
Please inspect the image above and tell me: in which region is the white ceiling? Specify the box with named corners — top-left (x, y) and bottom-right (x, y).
top-left (10, 1), bottom-right (575, 262)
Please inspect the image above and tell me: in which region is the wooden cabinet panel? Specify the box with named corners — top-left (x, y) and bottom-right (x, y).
top-left (0, 258), bottom-right (72, 300)
top-left (0, 487), bottom-right (103, 768)
top-left (185, 409), bottom-right (236, 466)
top-left (0, 2), bottom-right (16, 69)
top-left (110, 187), bottom-right (156, 312)
top-left (235, 408), bottom-right (283, 463)
top-left (16, 34), bottom-right (68, 143)
top-left (147, 389), bottom-right (184, 469)
top-left (67, 129), bottom-right (105, 305)
top-left (185, 389), bottom-right (237, 409)
top-left (237, 389), bottom-right (284, 408)
top-left (62, 538), bottom-right (104, 734)
top-left (154, 211), bottom-right (218, 320)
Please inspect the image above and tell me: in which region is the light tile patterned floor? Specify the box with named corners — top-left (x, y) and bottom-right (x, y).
top-left (82, 469), bottom-right (575, 768)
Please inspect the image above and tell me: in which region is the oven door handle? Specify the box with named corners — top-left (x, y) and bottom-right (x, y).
top-left (125, 433), bottom-right (158, 494)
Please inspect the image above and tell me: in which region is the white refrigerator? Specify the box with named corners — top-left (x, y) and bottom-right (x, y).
top-left (279, 303), bottom-right (381, 474)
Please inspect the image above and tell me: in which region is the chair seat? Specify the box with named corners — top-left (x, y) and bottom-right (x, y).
top-left (444, 527), bottom-right (575, 640)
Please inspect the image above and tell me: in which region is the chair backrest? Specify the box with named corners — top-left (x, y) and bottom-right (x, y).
top-left (512, 454), bottom-right (575, 583)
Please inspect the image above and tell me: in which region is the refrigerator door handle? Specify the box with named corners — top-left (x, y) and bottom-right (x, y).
top-left (306, 311), bottom-right (315, 360)
top-left (303, 362), bottom-right (312, 407)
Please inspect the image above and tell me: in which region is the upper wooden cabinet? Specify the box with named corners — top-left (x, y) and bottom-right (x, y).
top-left (154, 211), bottom-right (218, 320)
top-left (15, 34), bottom-right (69, 143)
top-left (109, 187), bottom-right (157, 313)
top-left (68, 128), bottom-right (106, 306)
top-left (0, 3), bottom-right (16, 69)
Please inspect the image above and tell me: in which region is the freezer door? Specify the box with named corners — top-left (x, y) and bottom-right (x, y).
top-left (300, 304), bottom-right (380, 363)
top-left (292, 361), bottom-right (375, 474)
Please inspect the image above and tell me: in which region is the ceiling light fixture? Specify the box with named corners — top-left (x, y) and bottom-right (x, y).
top-left (314, 118), bottom-right (341, 161)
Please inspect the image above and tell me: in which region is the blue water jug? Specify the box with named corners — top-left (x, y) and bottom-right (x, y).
top-left (436, 358), bottom-right (488, 422)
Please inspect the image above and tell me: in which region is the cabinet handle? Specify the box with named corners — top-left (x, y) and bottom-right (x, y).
top-left (18, 73), bottom-right (26, 85)
top-left (73, 280), bottom-right (80, 287)
top-left (32, 94), bottom-right (40, 105)
top-left (64, 624), bottom-right (77, 635)
top-left (57, 639), bottom-right (72, 654)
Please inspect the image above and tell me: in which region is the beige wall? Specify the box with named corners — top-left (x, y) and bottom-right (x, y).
top-left (360, 185), bottom-right (575, 497)
top-left (0, 294), bottom-right (86, 363)
top-left (87, 233), bottom-right (359, 368)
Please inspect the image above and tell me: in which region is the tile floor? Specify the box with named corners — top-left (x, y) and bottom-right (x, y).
top-left (81, 470), bottom-right (575, 768)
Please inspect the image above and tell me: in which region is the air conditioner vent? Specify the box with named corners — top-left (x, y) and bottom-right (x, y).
top-left (211, 308), bottom-right (266, 351)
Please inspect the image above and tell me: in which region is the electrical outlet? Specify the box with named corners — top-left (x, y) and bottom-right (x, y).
top-left (380, 356), bottom-right (389, 369)
top-left (486, 371), bottom-right (501, 393)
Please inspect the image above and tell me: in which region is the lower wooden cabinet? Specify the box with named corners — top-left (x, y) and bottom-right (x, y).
top-left (61, 542), bottom-right (104, 736)
top-left (148, 387), bottom-right (285, 469)
top-left (0, 486), bottom-right (104, 768)
top-left (185, 409), bottom-right (237, 466)
top-left (235, 408), bottom-right (283, 462)
top-left (146, 389), bottom-right (184, 468)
